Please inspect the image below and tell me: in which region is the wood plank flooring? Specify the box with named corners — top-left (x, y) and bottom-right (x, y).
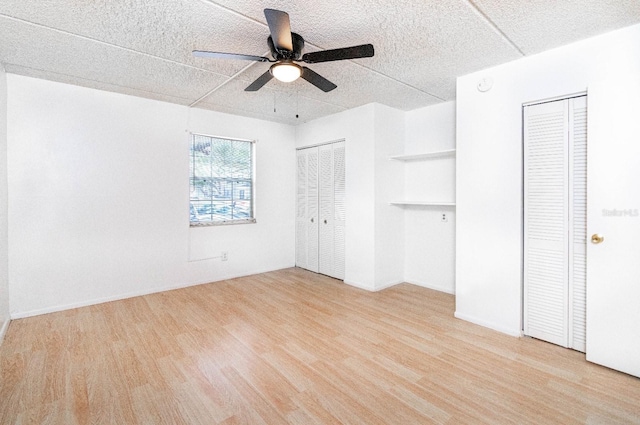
top-left (1, 268), bottom-right (639, 424)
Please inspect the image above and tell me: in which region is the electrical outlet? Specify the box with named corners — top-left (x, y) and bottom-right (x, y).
top-left (221, 251), bottom-right (228, 261)
top-left (441, 213), bottom-right (448, 223)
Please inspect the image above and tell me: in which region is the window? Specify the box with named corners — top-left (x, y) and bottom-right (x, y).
top-left (189, 134), bottom-right (255, 226)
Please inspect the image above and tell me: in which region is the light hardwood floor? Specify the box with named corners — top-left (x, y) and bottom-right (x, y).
top-left (1, 268), bottom-right (639, 424)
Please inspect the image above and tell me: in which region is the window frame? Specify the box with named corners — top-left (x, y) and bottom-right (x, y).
top-left (189, 132), bottom-right (257, 227)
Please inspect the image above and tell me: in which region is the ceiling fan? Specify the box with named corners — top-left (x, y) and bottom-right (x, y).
top-left (193, 8), bottom-right (374, 92)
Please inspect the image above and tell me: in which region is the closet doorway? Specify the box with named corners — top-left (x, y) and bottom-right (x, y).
top-left (296, 141), bottom-right (345, 280)
top-left (523, 95), bottom-right (587, 352)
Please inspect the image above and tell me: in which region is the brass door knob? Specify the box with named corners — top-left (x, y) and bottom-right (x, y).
top-left (591, 234), bottom-right (604, 244)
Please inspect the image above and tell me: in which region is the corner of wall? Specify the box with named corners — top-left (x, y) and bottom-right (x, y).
top-left (373, 105), bottom-right (405, 289)
top-left (454, 311), bottom-right (522, 337)
top-left (0, 63), bottom-right (10, 344)
top-left (0, 317), bottom-right (9, 345)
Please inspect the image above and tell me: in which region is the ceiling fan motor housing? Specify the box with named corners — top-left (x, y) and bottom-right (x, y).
top-left (268, 33), bottom-right (305, 60)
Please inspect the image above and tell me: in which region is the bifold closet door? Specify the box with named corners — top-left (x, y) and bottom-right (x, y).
top-left (333, 142), bottom-right (346, 280)
top-left (524, 96), bottom-right (587, 351)
top-left (296, 142), bottom-right (345, 280)
top-left (568, 97), bottom-right (587, 352)
top-left (296, 148), bottom-right (319, 273)
top-left (318, 142), bottom-right (345, 280)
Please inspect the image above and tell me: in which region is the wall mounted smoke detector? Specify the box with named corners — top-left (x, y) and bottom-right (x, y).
top-left (477, 77), bottom-right (493, 92)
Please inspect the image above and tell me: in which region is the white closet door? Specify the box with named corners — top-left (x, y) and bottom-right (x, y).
top-left (524, 99), bottom-right (570, 347)
top-left (333, 142), bottom-right (346, 280)
top-left (307, 148), bottom-right (320, 273)
top-left (524, 96), bottom-right (588, 350)
top-left (568, 96), bottom-right (587, 352)
top-left (296, 142), bottom-right (345, 280)
top-left (318, 144), bottom-right (335, 277)
top-left (296, 148), bottom-right (319, 273)
top-left (296, 151), bottom-right (308, 269)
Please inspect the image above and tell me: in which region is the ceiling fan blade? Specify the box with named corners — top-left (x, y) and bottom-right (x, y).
top-left (302, 44), bottom-right (374, 63)
top-left (264, 9), bottom-right (293, 52)
top-left (301, 67), bottom-right (337, 92)
top-left (245, 70), bottom-right (274, 91)
top-left (193, 50), bottom-right (271, 62)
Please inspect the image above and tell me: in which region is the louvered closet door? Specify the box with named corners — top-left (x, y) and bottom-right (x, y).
top-left (296, 148), bottom-right (319, 273)
top-left (524, 99), bottom-right (570, 347)
top-left (318, 144), bottom-right (335, 277)
top-left (568, 96), bottom-right (587, 352)
top-left (296, 142), bottom-right (345, 280)
top-left (296, 151), bottom-right (308, 269)
top-left (333, 142), bottom-right (346, 280)
top-left (307, 149), bottom-right (320, 273)
top-left (524, 96), bottom-right (587, 351)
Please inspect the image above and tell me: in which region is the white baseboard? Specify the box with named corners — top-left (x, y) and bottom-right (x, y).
top-left (404, 279), bottom-right (455, 295)
top-left (345, 279), bottom-right (454, 294)
top-left (454, 311), bottom-right (522, 337)
top-left (0, 317), bottom-right (10, 345)
top-left (375, 280), bottom-right (403, 291)
top-left (343, 280), bottom-right (375, 291)
top-left (343, 279), bottom-right (402, 292)
top-left (10, 264), bottom-right (295, 320)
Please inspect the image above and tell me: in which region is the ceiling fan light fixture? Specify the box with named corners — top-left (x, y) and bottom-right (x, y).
top-left (270, 61), bottom-right (302, 82)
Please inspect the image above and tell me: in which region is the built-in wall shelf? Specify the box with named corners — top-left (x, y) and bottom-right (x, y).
top-left (390, 201), bottom-right (456, 206)
top-left (390, 149), bottom-right (456, 161)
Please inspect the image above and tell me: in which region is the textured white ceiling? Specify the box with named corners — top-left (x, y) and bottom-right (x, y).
top-left (1, 0), bottom-right (638, 125)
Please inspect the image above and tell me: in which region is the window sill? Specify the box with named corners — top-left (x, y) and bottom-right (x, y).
top-left (190, 218), bottom-right (257, 227)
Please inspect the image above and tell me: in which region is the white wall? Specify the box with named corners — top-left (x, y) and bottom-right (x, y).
top-left (185, 107), bottom-right (296, 276)
top-left (373, 104), bottom-right (405, 290)
top-left (403, 102), bottom-right (456, 293)
top-left (7, 75), bottom-right (296, 318)
top-left (456, 24), bottom-right (640, 336)
top-left (295, 104), bottom-right (377, 289)
top-left (0, 65), bottom-right (9, 342)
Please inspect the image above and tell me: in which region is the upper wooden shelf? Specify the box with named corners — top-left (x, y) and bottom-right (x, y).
top-left (389, 149), bottom-right (456, 161)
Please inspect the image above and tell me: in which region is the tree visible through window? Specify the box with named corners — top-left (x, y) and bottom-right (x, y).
top-left (190, 134), bottom-right (255, 225)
